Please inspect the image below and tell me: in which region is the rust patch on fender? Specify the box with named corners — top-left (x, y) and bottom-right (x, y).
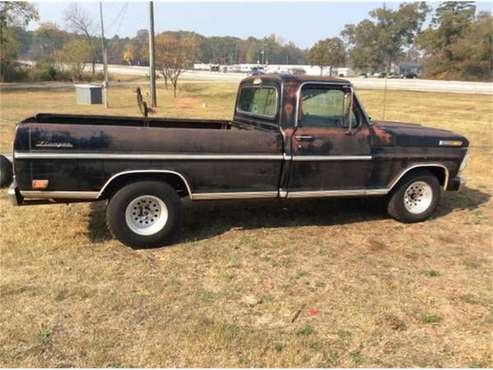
top-left (372, 125), bottom-right (393, 145)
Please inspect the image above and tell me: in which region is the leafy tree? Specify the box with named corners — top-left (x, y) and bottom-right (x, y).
top-left (115, 30), bottom-right (307, 67)
top-left (121, 29), bottom-right (149, 66)
top-left (342, 2), bottom-right (429, 72)
top-left (455, 11), bottom-right (493, 81)
top-left (204, 36), bottom-right (240, 64)
top-left (32, 22), bottom-right (70, 60)
top-left (6, 26), bottom-right (33, 59)
top-left (122, 43), bottom-right (137, 65)
top-left (283, 41), bottom-right (307, 65)
top-left (155, 34), bottom-right (199, 97)
top-left (106, 35), bottom-right (130, 65)
top-left (307, 37), bottom-right (345, 76)
top-left (341, 20), bottom-right (383, 72)
top-left (0, 2), bottom-right (39, 81)
top-left (418, 2), bottom-right (491, 80)
top-left (56, 39), bottom-right (92, 80)
top-left (243, 37), bottom-right (262, 64)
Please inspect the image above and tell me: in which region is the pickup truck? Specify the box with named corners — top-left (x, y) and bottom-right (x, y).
top-left (0, 74), bottom-right (469, 247)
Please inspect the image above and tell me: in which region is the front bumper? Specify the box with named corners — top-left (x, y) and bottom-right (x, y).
top-left (446, 176), bottom-right (466, 191)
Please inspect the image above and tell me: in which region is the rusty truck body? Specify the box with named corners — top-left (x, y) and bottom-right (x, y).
top-left (1, 74), bottom-right (469, 247)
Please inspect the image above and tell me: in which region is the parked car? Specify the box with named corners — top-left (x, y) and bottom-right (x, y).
top-left (1, 74), bottom-right (469, 247)
top-left (388, 73), bottom-right (404, 79)
top-left (288, 68), bottom-right (306, 76)
top-left (404, 72), bottom-right (418, 79)
top-left (373, 72), bottom-right (387, 78)
top-left (249, 67), bottom-right (265, 76)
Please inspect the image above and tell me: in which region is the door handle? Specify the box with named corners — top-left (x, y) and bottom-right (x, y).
top-left (295, 135), bottom-right (314, 141)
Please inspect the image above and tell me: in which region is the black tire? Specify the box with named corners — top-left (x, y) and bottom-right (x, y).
top-left (106, 181), bottom-right (183, 248)
top-left (387, 170), bottom-right (441, 223)
top-left (0, 155), bottom-right (13, 188)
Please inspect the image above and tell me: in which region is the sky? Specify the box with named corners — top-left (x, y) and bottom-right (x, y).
top-left (30, 1), bottom-right (493, 49)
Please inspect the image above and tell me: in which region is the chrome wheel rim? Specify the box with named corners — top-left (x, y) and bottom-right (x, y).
top-left (404, 181), bottom-right (433, 214)
top-left (125, 195), bottom-right (168, 236)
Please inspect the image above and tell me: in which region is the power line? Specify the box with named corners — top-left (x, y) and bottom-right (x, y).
top-left (106, 3), bottom-right (128, 36)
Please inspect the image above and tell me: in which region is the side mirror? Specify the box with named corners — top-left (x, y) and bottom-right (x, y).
top-left (343, 87), bottom-right (354, 134)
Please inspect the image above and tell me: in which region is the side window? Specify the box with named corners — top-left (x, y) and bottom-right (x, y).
top-left (299, 86), bottom-right (360, 128)
top-left (237, 86), bottom-right (278, 118)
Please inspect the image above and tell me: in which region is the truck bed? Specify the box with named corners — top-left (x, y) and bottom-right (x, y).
top-left (13, 112), bottom-right (285, 194)
top-left (23, 113), bottom-right (233, 130)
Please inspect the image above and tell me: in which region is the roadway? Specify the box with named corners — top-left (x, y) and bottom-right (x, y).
top-left (2, 63), bottom-right (492, 95)
top-left (102, 64), bottom-right (493, 94)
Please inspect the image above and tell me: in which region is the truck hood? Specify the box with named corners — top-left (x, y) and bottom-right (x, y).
top-left (371, 120), bottom-right (469, 147)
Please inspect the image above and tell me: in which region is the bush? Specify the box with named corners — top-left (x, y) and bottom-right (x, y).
top-left (0, 62), bottom-right (30, 82)
top-left (78, 71), bottom-right (105, 83)
top-left (29, 62), bottom-right (71, 82)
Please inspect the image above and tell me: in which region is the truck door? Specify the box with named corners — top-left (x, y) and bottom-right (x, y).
top-left (287, 83), bottom-right (373, 196)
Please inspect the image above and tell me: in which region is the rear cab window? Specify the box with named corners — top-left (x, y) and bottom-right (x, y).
top-left (236, 85), bottom-right (279, 119)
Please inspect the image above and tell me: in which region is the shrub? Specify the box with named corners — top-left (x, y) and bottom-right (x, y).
top-left (29, 62), bottom-right (71, 82)
top-left (0, 62), bottom-right (30, 82)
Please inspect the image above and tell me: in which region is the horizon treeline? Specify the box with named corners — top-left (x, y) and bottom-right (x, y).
top-left (2, 1), bottom-right (492, 82)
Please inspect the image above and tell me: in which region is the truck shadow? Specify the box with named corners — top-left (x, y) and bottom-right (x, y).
top-left (86, 185), bottom-right (490, 247)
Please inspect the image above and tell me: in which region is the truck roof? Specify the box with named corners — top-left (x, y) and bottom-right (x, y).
top-left (241, 73), bottom-right (351, 85)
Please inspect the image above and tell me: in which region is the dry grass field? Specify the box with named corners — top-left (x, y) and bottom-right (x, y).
top-left (0, 82), bottom-right (492, 367)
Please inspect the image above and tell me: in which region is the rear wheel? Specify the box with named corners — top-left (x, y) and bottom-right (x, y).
top-left (387, 170), bottom-right (441, 223)
top-left (106, 181), bottom-right (183, 248)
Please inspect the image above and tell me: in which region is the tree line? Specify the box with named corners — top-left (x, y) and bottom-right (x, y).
top-left (1, 2), bottom-right (491, 83)
top-left (308, 2), bottom-right (491, 81)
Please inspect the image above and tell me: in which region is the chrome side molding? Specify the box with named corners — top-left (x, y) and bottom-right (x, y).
top-left (97, 170), bottom-right (193, 199)
top-left (18, 164), bottom-right (450, 202)
top-left (387, 163), bottom-right (449, 190)
top-left (20, 191), bottom-right (99, 199)
top-left (287, 189), bottom-right (387, 198)
top-left (192, 191), bottom-right (278, 201)
top-left (14, 152), bottom-right (283, 161)
top-left (292, 155), bottom-right (372, 161)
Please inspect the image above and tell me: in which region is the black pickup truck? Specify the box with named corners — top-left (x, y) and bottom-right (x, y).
top-left (1, 74), bottom-right (469, 247)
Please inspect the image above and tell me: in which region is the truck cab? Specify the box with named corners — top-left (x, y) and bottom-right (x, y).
top-left (234, 74), bottom-right (467, 198)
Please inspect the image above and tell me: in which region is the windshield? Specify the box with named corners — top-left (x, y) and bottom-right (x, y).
top-left (237, 86), bottom-right (278, 118)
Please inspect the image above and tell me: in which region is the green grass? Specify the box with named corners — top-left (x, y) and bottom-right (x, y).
top-left (297, 325), bottom-right (315, 337)
top-left (422, 270), bottom-right (441, 277)
top-left (350, 351), bottom-right (365, 366)
top-left (423, 314), bottom-right (443, 324)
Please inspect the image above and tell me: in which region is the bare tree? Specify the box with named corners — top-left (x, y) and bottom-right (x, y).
top-left (155, 34), bottom-right (198, 97)
top-left (64, 4), bottom-right (97, 77)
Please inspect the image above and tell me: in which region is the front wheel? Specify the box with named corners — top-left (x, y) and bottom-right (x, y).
top-left (106, 181), bottom-right (183, 248)
top-left (387, 170), bottom-right (441, 223)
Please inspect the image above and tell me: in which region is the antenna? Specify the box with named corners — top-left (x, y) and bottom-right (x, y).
top-left (382, 75), bottom-right (388, 120)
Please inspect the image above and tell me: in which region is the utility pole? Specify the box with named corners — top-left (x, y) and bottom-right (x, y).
top-left (99, 2), bottom-right (109, 108)
top-left (148, 1), bottom-right (157, 107)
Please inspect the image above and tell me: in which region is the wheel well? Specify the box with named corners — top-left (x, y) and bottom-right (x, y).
top-left (390, 165), bottom-right (448, 191)
top-left (426, 167), bottom-right (447, 188)
top-left (99, 172), bottom-right (192, 200)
